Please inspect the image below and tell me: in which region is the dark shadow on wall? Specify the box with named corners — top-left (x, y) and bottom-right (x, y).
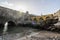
top-left (7, 21), bottom-right (16, 32)
top-left (0, 23), bottom-right (4, 35)
top-left (8, 21), bottom-right (16, 26)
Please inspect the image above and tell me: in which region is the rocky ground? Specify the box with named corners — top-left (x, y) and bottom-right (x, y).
top-left (1, 31), bottom-right (60, 40)
top-left (0, 22), bottom-right (60, 40)
top-left (0, 26), bottom-right (60, 40)
top-left (20, 31), bottom-right (60, 40)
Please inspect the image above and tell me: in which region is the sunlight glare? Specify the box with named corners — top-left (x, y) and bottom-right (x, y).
top-left (15, 5), bottom-right (29, 13)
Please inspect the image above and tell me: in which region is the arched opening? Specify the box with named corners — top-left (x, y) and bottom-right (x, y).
top-left (7, 21), bottom-right (16, 32)
top-left (8, 21), bottom-right (16, 26)
top-left (0, 21), bottom-right (16, 35)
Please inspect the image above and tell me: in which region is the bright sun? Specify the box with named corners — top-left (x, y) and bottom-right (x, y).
top-left (15, 5), bottom-right (29, 13)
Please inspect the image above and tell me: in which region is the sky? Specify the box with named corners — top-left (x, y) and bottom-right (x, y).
top-left (0, 0), bottom-right (60, 15)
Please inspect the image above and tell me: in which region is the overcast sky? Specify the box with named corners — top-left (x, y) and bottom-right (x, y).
top-left (0, 0), bottom-right (60, 15)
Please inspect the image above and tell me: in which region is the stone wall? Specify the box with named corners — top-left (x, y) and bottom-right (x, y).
top-left (0, 6), bottom-right (25, 24)
top-left (0, 6), bottom-right (32, 25)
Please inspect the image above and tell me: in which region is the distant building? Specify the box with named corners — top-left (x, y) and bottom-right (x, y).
top-left (54, 10), bottom-right (60, 21)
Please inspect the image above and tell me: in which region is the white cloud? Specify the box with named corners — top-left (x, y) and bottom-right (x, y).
top-left (0, 1), bottom-right (13, 8)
